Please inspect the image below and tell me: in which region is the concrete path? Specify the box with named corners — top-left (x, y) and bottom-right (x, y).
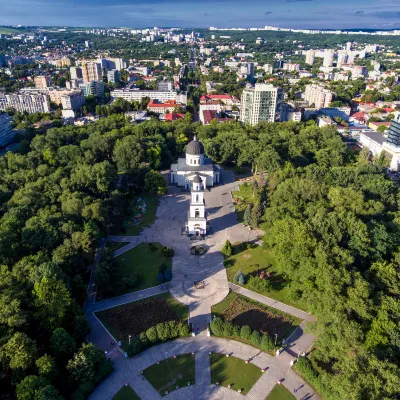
top-left (89, 336), bottom-right (320, 400)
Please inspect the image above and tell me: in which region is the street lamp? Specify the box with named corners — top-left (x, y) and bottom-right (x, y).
top-left (128, 335), bottom-right (131, 345)
top-left (274, 334), bottom-right (278, 347)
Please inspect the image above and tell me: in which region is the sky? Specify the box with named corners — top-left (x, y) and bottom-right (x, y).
top-left (1, 0), bottom-right (400, 30)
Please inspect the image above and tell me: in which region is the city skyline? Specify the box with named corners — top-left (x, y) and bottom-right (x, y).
top-left (1, 0), bottom-right (400, 29)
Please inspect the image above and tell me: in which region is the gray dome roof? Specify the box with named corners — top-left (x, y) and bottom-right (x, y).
top-left (192, 174), bottom-right (202, 183)
top-left (186, 136), bottom-right (204, 155)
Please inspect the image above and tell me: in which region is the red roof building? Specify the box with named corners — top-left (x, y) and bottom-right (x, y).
top-left (147, 99), bottom-right (184, 113)
top-left (165, 113), bottom-right (185, 121)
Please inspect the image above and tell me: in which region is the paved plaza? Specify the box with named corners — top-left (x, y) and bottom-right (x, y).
top-left (86, 169), bottom-right (320, 400)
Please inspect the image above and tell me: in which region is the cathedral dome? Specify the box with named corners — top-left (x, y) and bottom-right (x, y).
top-left (186, 136), bottom-right (204, 155)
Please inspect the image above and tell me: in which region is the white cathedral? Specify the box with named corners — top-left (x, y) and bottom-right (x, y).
top-left (170, 136), bottom-right (220, 189)
top-left (170, 137), bottom-right (220, 236)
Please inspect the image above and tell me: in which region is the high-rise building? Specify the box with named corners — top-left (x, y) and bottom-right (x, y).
top-left (337, 53), bottom-right (348, 68)
top-left (323, 51), bottom-right (334, 67)
top-left (85, 40), bottom-right (90, 48)
top-left (81, 62), bottom-right (102, 83)
top-left (0, 112), bottom-right (14, 147)
top-left (305, 50), bottom-right (315, 65)
top-left (240, 83), bottom-right (284, 126)
top-left (304, 84), bottom-right (333, 108)
top-left (70, 66), bottom-right (83, 80)
top-left (0, 92), bottom-right (50, 114)
top-left (263, 64), bottom-right (273, 74)
top-left (79, 81), bottom-right (104, 97)
top-left (34, 75), bottom-right (52, 89)
top-left (107, 70), bottom-right (120, 84)
top-left (61, 91), bottom-right (85, 111)
top-left (346, 42), bottom-right (352, 51)
top-left (386, 114), bottom-right (400, 148)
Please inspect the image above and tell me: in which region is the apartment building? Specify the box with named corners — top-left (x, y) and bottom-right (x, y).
top-left (240, 83), bottom-right (284, 125)
top-left (34, 75), bottom-right (52, 89)
top-left (79, 81), bottom-right (105, 97)
top-left (0, 92), bottom-right (50, 113)
top-left (0, 112), bottom-right (14, 147)
top-left (20, 88), bottom-right (85, 110)
top-left (304, 84), bottom-right (333, 108)
top-left (283, 63), bottom-right (300, 72)
top-left (107, 70), bottom-right (120, 84)
top-left (305, 50), bottom-right (315, 65)
top-left (81, 62), bottom-right (103, 83)
top-left (111, 88), bottom-right (187, 104)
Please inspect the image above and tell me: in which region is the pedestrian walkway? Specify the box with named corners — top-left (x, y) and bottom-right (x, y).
top-left (229, 283), bottom-right (314, 322)
top-left (89, 336), bottom-right (320, 400)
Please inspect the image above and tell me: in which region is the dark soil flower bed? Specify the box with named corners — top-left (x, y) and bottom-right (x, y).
top-left (217, 293), bottom-right (299, 338)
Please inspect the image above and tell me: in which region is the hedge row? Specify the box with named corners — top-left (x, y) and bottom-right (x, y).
top-left (126, 320), bottom-right (190, 357)
top-left (210, 317), bottom-right (275, 351)
top-left (295, 356), bottom-right (336, 400)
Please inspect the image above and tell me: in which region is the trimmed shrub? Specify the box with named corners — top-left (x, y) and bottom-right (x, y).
top-left (156, 323), bottom-right (168, 341)
top-left (250, 330), bottom-right (261, 347)
top-left (222, 321), bottom-right (233, 337)
top-left (260, 334), bottom-right (274, 351)
top-left (178, 323), bottom-right (190, 337)
top-left (238, 274), bottom-right (245, 285)
top-left (146, 327), bottom-right (158, 343)
top-left (163, 247), bottom-right (174, 257)
top-left (169, 321), bottom-right (179, 338)
top-left (127, 336), bottom-right (145, 357)
top-left (210, 317), bottom-right (224, 336)
top-left (240, 325), bottom-right (252, 341)
top-left (139, 331), bottom-right (149, 347)
top-left (247, 275), bottom-right (272, 293)
top-left (232, 325), bottom-right (241, 337)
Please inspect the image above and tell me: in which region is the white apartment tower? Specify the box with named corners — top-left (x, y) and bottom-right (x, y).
top-left (187, 173), bottom-right (207, 236)
top-left (304, 84), bottom-right (333, 108)
top-left (240, 83), bottom-right (284, 126)
top-left (323, 51), bottom-right (334, 67)
top-left (305, 50), bottom-right (315, 65)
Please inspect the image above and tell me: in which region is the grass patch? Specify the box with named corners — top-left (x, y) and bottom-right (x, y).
top-left (113, 385), bottom-right (141, 400)
top-left (266, 384), bottom-right (296, 400)
top-left (225, 243), bottom-right (307, 310)
top-left (107, 241), bottom-right (128, 252)
top-left (95, 292), bottom-right (188, 347)
top-left (144, 354), bottom-right (195, 395)
top-left (210, 353), bottom-right (262, 395)
top-left (232, 182), bottom-right (259, 222)
top-left (99, 242), bottom-right (171, 299)
top-left (212, 292), bottom-right (300, 339)
top-left (121, 193), bottom-right (158, 236)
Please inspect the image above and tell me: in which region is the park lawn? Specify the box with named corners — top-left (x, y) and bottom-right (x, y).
top-left (212, 292), bottom-right (300, 339)
top-left (225, 243), bottom-right (308, 311)
top-left (111, 242), bottom-right (171, 296)
top-left (113, 385), bottom-right (141, 400)
top-left (122, 193), bottom-right (158, 236)
top-left (144, 354), bottom-right (195, 395)
top-left (210, 353), bottom-right (262, 395)
top-left (95, 292), bottom-right (188, 347)
top-left (266, 384), bottom-right (296, 400)
top-left (232, 182), bottom-right (260, 222)
top-left (107, 241), bottom-right (128, 252)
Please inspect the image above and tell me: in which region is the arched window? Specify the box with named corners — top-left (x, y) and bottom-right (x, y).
top-left (195, 208), bottom-right (200, 218)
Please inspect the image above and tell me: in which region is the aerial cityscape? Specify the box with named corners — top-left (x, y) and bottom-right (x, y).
top-left (0, 3), bottom-right (400, 400)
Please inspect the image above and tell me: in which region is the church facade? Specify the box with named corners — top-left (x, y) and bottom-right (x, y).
top-left (170, 137), bottom-right (220, 189)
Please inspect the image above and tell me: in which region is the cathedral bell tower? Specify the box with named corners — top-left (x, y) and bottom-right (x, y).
top-left (187, 173), bottom-right (207, 236)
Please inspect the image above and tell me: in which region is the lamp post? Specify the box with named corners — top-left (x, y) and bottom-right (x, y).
top-left (128, 335), bottom-right (131, 345)
top-left (274, 334), bottom-right (278, 347)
